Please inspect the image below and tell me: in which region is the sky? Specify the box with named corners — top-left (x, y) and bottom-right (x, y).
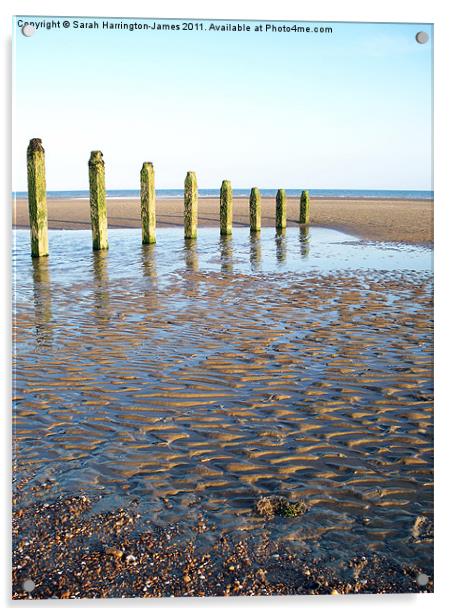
top-left (13, 17), bottom-right (433, 191)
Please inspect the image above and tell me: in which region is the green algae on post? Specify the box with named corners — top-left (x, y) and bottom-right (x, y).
top-left (184, 171), bottom-right (198, 239)
top-left (249, 187), bottom-right (261, 232)
top-left (300, 190), bottom-right (310, 224)
top-left (140, 162), bottom-right (156, 244)
top-left (276, 188), bottom-right (287, 230)
top-left (26, 138), bottom-right (49, 257)
top-left (88, 151), bottom-right (108, 250)
top-left (220, 180), bottom-right (233, 235)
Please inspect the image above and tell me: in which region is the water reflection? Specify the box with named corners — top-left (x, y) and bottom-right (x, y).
top-left (183, 238), bottom-right (199, 272)
top-left (140, 244), bottom-right (160, 308)
top-left (31, 257), bottom-right (53, 347)
top-left (91, 251), bottom-right (110, 325)
top-left (275, 229), bottom-right (287, 264)
top-left (219, 236), bottom-right (233, 273)
top-left (141, 244), bottom-right (158, 282)
top-left (299, 227), bottom-right (311, 258)
top-left (249, 232), bottom-right (262, 271)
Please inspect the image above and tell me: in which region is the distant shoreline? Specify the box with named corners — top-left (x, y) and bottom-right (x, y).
top-left (14, 195), bottom-right (434, 202)
top-left (13, 196), bottom-right (433, 245)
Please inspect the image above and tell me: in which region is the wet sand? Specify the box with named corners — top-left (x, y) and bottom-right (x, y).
top-left (13, 197), bottom-right (433, 245)
top-left (13, 227), bottom-right (433, 597)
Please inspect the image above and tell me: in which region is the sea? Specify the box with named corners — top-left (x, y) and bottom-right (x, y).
top-left (13, 189), bottom-right (433, 200)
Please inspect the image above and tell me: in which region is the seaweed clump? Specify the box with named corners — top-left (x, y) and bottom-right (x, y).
top-left (255, 496), bottom-right (308, 519)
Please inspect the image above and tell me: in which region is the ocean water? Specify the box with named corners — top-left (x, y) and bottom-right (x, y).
top-left (13, 227), bottom-right (433, 280)
top-left (13, 188), bottom-right (434, 200)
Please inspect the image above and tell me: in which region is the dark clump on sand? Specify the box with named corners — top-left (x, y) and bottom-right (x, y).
top-left (255, 496), bottom-right (309, 519)
top-left (13, 495), bottom-right (433, 599)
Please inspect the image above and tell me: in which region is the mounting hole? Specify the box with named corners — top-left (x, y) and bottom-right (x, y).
top-left (22, 579), bottom-right (36, 592)
top-left (21, 24), bottom-right (36, 37)
top-left (415, 31), bottom-right (429, 44)
top-left (416, 573), bottom-right (429, 586)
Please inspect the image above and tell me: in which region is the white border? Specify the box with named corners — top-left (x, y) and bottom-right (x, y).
top-left (2, 1), bottom-right (451, 613)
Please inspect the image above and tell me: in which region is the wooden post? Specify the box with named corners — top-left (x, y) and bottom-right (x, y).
top-left (299, 190), bottom-right (310, 224)
top-left (276, 189), bottom-right (287, 230)
top-left (249, 187), bottom-right (261, 232)
top-left (184, 171), bottom-right (198, 239)
top-left (220, 180), bottom-right (233, 236)
top-left (26, 138), bottom-right (49, 257)
top-left (88, 151), bottom-right (108, 250)
top-left (140, 162), bottom-right (156, 244)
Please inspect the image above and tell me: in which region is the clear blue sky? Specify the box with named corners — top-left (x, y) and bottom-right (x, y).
top-left (13, 17), bottom-right (433, 190)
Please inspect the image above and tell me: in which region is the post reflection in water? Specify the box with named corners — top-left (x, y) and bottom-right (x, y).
top-left (299, 227), bottom-right (311, 258)
top-left (183, 238), bottom-right (199, 272)
top-left (140, 243), bottom-right (161, 310)
top-left (91, 251), bottom-right (110, 325)
top-left (141, 243), bottom-right (158, 282)
top-left (275, 228), bottom-right (287, 264)
top-left (249, 232), bottom-right (262, 271)
top-left (219, 235), bottom-right (233, 273)
top-left (31, 257), bottom-right (53, 347)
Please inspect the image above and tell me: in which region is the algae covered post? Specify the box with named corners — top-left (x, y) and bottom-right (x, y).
top-left (300, 190), bottom-right (310, 224)
top-left (184, 171), bottom-right (198, 239)
top-left (276, 188), bottom-right (287, 230)
top-left (26, 138), bottom-right (49, 257)
top-left (88, 151), bottom-right (108, 250)
top-left (140, 162), bottom-right (156, 244)
top-left (220, 180), bottom-right (233, 235)
top-left (249, 187), bottom-right (261, 232)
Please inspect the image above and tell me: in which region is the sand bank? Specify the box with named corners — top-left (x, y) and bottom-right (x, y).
top-left (13, 197), bottom-right (433, 245)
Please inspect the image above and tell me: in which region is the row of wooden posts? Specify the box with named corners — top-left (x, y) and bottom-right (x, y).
top-left (26, 138), bottom-right (311, 258)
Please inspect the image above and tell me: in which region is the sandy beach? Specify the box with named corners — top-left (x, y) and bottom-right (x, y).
top-left (13, 197), bottom-right (433, 245)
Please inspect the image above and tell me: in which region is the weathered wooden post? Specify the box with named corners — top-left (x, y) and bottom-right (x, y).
top-left (299, 190), bottom-right (310, 224)
top-left (220, 180), bottom-right (233, 235)
top-left (276, 189), bottom-right (287, 230)
top-left (27, 138), bottom-right (49, 257)
top-left (249, 187), bottom-right (261, 232)
top-left (88, 151), bottom-right (108, 250)
top-left (140, 162), bottom-right (156, 244)
top-left (184, 171), bottom-right (198, 239)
